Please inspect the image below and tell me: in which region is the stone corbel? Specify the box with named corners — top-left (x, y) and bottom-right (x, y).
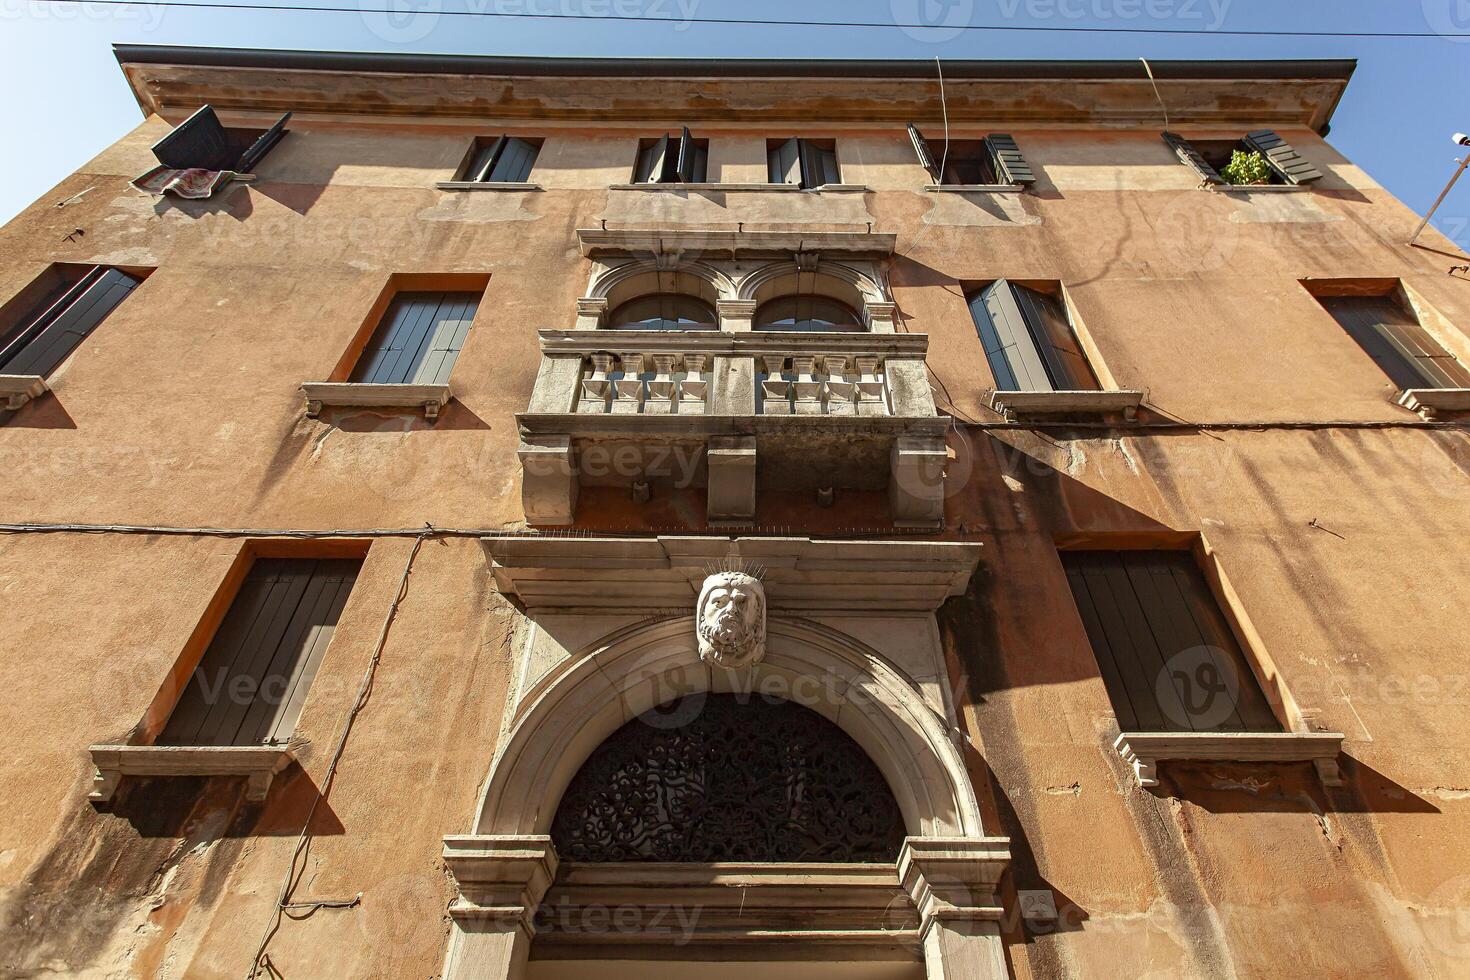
top-left (442, 835), bottom-right (559, 980)
top-left (865, 301), bottom-right (899, 334)
top-left (519, 436), bottom-right (578, 525)
top-left (707, 435), bottom-right (757, 525)
top-left (574, 298), bottom-right (608, 330)
top-left (890, 435), bottom-right (948, 528)
top-left (717, 299), bottom-right (757, 333)
top-left (899, 837), bottom-right (1013, 980)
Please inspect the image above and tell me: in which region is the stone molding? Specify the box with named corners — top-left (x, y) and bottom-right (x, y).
top-left (988, 388), bottom-right (1145, 421)
top-left (577, 228), bottom-right (896, 259)
top-left (0, 374), bottom-right (48, 412)
top-left (1397, 386), bottom-right (1470, 419)
top-left (301, 381), bottom-right (452, 419)
top-left (88, 744), bottom-right (293, 803)
top-left (1113, 731), bottom-right (1346, 788)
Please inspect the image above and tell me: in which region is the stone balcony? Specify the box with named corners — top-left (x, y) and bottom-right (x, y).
top-left (518, 330), bottom-right (947, 527)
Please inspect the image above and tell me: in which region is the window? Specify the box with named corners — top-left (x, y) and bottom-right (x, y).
top-left (754, 296), bottom-right (863, 332)
top-left (1162, 130), bottom-right (1322, 187)
top-left (351, 291), bottom-right (480, 385)
top-left (634, 128), bottom-right (709, 184)
top-left (767, 138), bottom-right (839, 189)
top-left (161, 557), bottom-right (362, 747)
top-left (151, 104), bottom-right (291, 173)
top-left (907, 125), bottom-right (1035, 186)
top-left (968, 280), bottom-right (1099, 392)
top-left (0, 265), bottom-right (145, 379)
top-left (1314, 290), bottom-right (1470, 391)
top-left (608, 294), bottom-right (717, 330)
top-left (1061, 551), bottom-right (1280, 734)
top-left (458, 135), bottom-right (542, 183)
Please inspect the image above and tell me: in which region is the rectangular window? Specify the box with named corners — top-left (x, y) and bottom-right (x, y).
top-left (350, 291), bottom-right (479, 385)
top-left (907, 126), bottom-right (1035, 186)
top-left (634, 128), bottom-right (709, 183)
top-left (768, 138), bottom-right (839, 189)
top-left (1162, 130), bottom-right (1322, 187)
top-left (0, 265), bottom-right (144, 378)
top-left (968, 280), bottom-right (1099, 392)
top-left (1061, 551), bottom-right (1281, 734)
top-left (1315, 291), bottom-right (1470, 391)
top-left (151, 104), bottom-right (292, 173)
top-left (458, 135), bottom-right (542, 183)
top-left (160, 557), bottom-right (362, 747)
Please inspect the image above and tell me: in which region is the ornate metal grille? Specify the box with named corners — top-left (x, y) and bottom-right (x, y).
top-left (551, 694), bottom-right (906, 863)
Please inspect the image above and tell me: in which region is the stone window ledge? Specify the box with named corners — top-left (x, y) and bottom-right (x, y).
top-left (609, 182), bottom-right (767, 192)
top-left (88, 744), bottom-right (293, 803)
top-left (0, 374), bottom-right (48, 411)
top-left (436, 181), bottom-right (542, 191)
top-left (989, 389), bottom-right (1144, 421)
top-left (1206, 184), bottom-right (1311, 194)
top-left (924, 183), bottom-right (1024, 193)
top-left (1114, 731), bottom-right (1345, 789)
top-left (1397, 387), bottom-right (1470, 419)
top-left (302, 381), bottom-right (452, 419)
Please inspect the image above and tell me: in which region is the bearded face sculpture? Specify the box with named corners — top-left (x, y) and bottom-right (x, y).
top-left (696, 572), bottom-right (767, 669)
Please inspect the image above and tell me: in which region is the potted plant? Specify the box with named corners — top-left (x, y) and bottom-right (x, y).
top-left (1221, 149), bottom-right (1273, 186)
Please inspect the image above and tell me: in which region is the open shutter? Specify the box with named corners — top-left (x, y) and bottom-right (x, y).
top-left (984, 134), bottom-right (1035, 185)
top-left (489, 137), bottom-right (539, 183)
top-left (1319, 295), bottom-right (1470, 390)
top-left (0, 267), bottom-right (141, 378)
top-left (769, 138), bottom-right (801, 185)
top-left (1011, 285), bottom-right (1099, 391)
top-left (799, 141), bottom-right (840, 188)
top-left (353, 291), bottom-right (481, 385)
top-left (1161, 132), bottom-right (1223, 185)
top-left (636, 134), bottom-right (670, 183)
top-left (676, 127), bottom-right (698, 183)
top-left (468, 136), bottom-right (506, 182)
top-left (1242, 129), bottom-right (1323, 185)
top-left (235, 111), bottom-right (291, 173)
top-left (907, 123), bottom-right (941, 183)
top-left (970, 280), bottom-right (1054, 392)
top-left (151, 105), bottom-right (235, 171)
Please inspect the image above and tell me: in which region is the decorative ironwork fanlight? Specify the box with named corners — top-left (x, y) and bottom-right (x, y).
top-left (551, 694), bottom-right (906, 863)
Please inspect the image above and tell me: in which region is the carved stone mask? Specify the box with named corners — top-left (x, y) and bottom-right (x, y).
top-left (696, 572), bottom-right (767, 669)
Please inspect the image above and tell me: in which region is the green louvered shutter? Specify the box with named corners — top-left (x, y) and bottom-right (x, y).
top-left (985, 134), bottom-right (1035, 185)
top-left (1161, 132), bottom-right (1224, 184)
top-left (1242, 129), bottom-right (1323, 185)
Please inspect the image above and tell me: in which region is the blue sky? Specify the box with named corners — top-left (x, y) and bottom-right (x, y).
top-left (1, 0), bottom-right (1469, 243)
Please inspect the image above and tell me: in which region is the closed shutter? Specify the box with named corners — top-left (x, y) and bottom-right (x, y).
top-left (635, 134), bottom-right (669, 183)
top-left (1242, 129), bottom-right (1323, 185)
top-left (1319, 295), bottom-right (1470, 390)
top-left (151, 104), bottom-right (235, 171)
top-left (1161, 132), bottom-right (1223, 184)
top-left (0, 267), bottom-right (142, 378)
top-left (676, 127), bottom-right (705, 183)
top-left (769, 138), bottom-right (801, 184)
top-left (1062, 551), bottom-right (1281, 734)
top-left (1011, 285), bottom-right (1099, 391)
top-left (351, 291), bottom-right (480, 385)
top-left (907, 123), bottom-right (941, 183)
top-left (488, 137), bottom-right (540, 182)
top-left (984, 133), bottom-right (1035, 185)
top-left (798, 141), bottom-right (840, 188)
top-left (161, 558), bottom-right (362, 747)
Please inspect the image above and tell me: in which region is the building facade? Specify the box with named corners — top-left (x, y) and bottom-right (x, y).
top-left (1, 46), bottom-right (1468, 979)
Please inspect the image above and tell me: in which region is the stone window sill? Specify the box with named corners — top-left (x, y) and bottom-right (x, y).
top-left (89, 744), bottom-right (293, 803)
top-left (989, 389), bottom-right (1144, 421)
top-left (1206, 183), bottom-right (1310, 194)
top-left (436, 181), bottom-right (542, 191)
top-left (1397, 387), bottom-right (1470, 419)
top-left (924, 183), bottom-right (1024, 193)
top-left (302, 381), bottom-right (452, 419)
top-left (1114, 731), bottom-right (1345, 789)
top-left (0, 374), bottom-right (48, 411)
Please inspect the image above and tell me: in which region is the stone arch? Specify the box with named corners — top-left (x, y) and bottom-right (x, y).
top-left (471, 615), bottom-right (984, 840)
top-left (588, 258), bottom-right (737, 311)
top-left (736, 258), bottom-right (887, 308)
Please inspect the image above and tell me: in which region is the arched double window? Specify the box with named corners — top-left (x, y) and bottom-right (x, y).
top-left (608, 294), bottom-right (717, 331)
top-left (753, 296), bottom-right (864, 333)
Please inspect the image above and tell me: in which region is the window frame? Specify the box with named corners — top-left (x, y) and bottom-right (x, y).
top-left (633, 127), bottom-right (710, 184)
top-left (457, 135), bottom-right (544, 183)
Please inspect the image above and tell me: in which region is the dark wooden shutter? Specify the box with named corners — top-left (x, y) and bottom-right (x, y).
top-left (161, 557), bottom-right (361, 747)
top-left (984, 133), bottom-right (1035, 185)
top-left (1010, 285), bottom-right (1099, 391)
top-left (1062, 551), bottom-right (1281, 734)
top-left (0, 267), bottom-right (141, 378)
top-left (352, 291), bottom-right (480, 385)
top-left (970, 280), bottom-right (1058, 392)
top-left (468, 136), bottom-right (506, 182)
top-left (800, 142), bottom-right (841, 187)
top-left (636, 134), bottom-right (669, 183)
top-left (769, 138), bottom-right (801, 184)
top-left (1161, 132), bottom-right (1223, 184)
top-left (1319, 295), bottom-right (1470, 389)
top-left (235, 112), bottom-right (292, 173)
top-left (676, 127), bottom-right (700, 182)
top-left (488, 137), bottom-right (539, 182)
top-left (907, 123), bottom-right (941, 183)
top-left (1242, 130), bottom-right (1323, 185)
top-left (151, 105), bottom-right (235, 171)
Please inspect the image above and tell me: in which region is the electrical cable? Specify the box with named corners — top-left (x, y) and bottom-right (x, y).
top-left (1139, 56), bottom-right (1170, 131)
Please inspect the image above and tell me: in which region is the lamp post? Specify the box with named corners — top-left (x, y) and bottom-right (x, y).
top-left (1408, 133), bottom-right (1470, 247)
